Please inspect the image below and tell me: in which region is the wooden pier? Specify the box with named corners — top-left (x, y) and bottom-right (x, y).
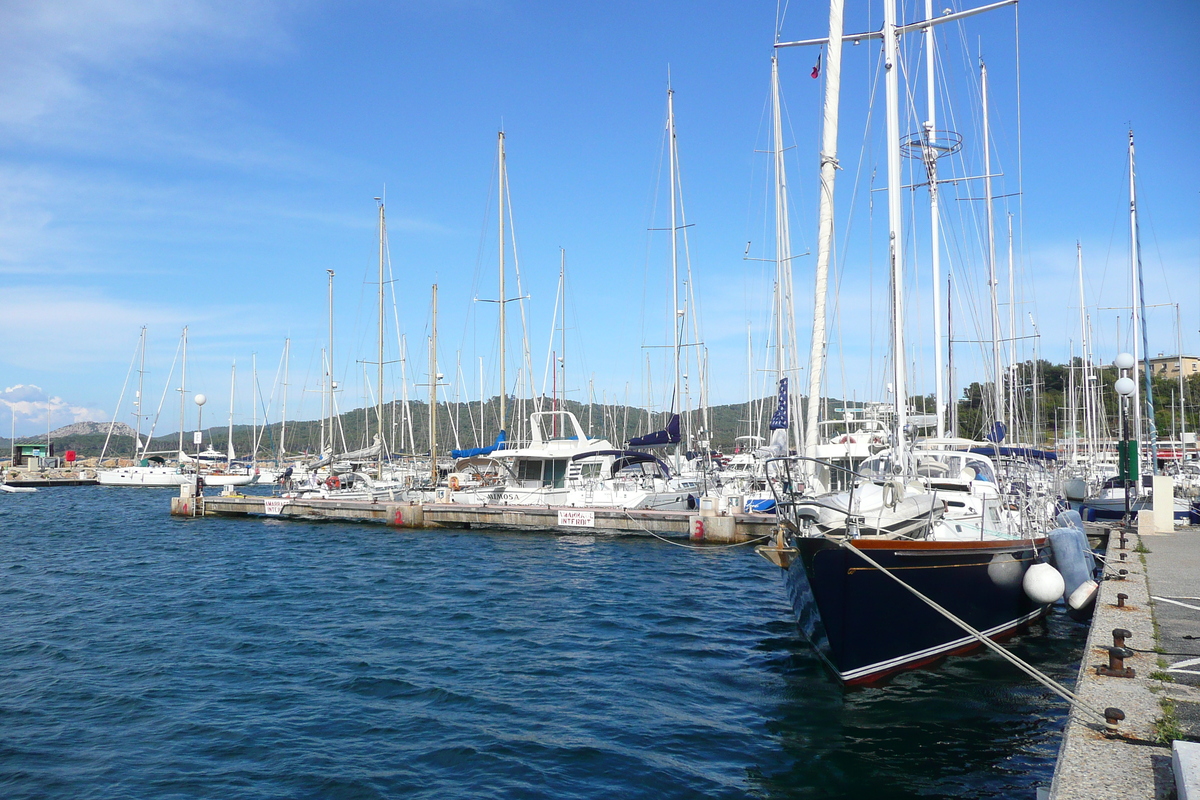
top-left (171, 493), bottom-right (777, 543)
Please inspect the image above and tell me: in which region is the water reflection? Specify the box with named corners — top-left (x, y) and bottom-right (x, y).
top-left (750, 608), bottom-right (1088, 799)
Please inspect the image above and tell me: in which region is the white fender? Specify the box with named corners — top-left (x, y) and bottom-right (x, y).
top-left (987, 553), bottom-right (1023, 588)
top-left (1023, 562), bottom-right (1066, 605)
top-left (1067, 579), bottom-right (1099, 610)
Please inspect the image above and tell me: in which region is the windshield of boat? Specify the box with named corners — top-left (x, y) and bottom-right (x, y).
top-left (908, 451), bottom-right (998, 483)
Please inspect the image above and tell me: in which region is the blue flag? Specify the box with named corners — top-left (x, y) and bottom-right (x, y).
top-left (769, 378), bottom-right (789, 430)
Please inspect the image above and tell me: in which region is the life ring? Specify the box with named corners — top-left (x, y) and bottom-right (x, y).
top-left (326, 475), bottom-right (341, 490)
top-left (448, 475), bottom-right (461, 491)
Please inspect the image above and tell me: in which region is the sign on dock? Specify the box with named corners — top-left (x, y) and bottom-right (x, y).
top-left (557, 509), bottom-right (595, 528)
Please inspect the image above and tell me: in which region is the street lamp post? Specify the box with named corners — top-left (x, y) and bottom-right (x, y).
top-left (194, 393), bottom-right (208, 458)
top-left (1114, 353), bottom-right (1136, 526)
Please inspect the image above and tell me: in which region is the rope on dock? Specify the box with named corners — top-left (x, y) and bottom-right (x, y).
top-left (619, 509), bottom-right (774, 550)
top-left (831, 535), bottom-right (1118, 730)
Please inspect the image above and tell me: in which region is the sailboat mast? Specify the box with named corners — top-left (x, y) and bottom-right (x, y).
top-left (925, 0), bottom-right (946, 439)
top-left (560, 249), bottom-right (566, 419)
top-left (179, 326), bottom-right (188, 457)
top-left (320, 348), bottom-right (327, 457)
top-left (667, 84), bottom-right (682, 459)
top-left (1128, 129), bottom-right (1152, 476)
top-left (227, 361), bottom-right (235, 467)
top-left (981, 61), bottom-right (1002, 437)
top-left (747, 324), bottom-right (753, 441)
top-left (1007, 213), bottom-right (1016, 439)
top-left (1068, 338), bottom-right (1078, 460)
top-left (377, 198), bottom-right (387, 477)
top-left (1076, 244), bottom-right (1094, 452)
top-left (402, 336), bottom-right (415, 452)
top-left (770, 53), bottom-right (798, 456)
top-left (884, 0), bottom-right (908, 463)
top-left (430, 284), bottom-right (439, 483)
top-left (1178, 305), bottom-right (1187, 456)
top-left (498, 132), bottom-right (507, 436)
top-left (251, 353), bottom-right (257, 461)
top-left (281, 338), bottom-right (289, 461)
top-left (804, 0), bottom-right (844, 465)
top-left (327, 268), bottom-right (336, 456)
top-left (135, 326), bottom-right (146, 459)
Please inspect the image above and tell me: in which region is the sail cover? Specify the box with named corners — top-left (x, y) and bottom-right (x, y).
top-left (452, 430), bottom-right (507, 460)
top-left (628, 414), bottom-right (680, 448)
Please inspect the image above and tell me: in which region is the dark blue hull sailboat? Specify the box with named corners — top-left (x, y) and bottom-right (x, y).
top-left (780, 536), bottom-right (1046, 684)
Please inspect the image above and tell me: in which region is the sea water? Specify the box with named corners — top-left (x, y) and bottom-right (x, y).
top-left (0, 487), bottom-right (1086, 799)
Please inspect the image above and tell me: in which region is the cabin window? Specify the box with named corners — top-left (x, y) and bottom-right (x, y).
top-left (579, 462), bottom-right (602, 480)
top-left (517, 460), bottom-right (542, 484)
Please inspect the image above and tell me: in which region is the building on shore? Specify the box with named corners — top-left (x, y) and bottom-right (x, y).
top-left (1144, 354), bottom-right (1200, 378)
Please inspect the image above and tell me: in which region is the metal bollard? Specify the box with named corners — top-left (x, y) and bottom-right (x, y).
top-left (1104, 707), bottom-right (1126, 733)
top-left (1117, 569), bottom-right (1128, 580)
top-left (1119, 551), bottom-right (1128, 562)
top-left (1097, 646), bottom-right (1135, 678)
top-left (1112, 628), bottom-right (1131, 648)
top-left (1115, 593), bottom-right (1128, 608)
top-left (1119, 532), bottom-right (1127, 549)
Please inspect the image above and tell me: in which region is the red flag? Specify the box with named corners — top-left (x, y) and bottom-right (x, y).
top-left (811, 52), bottom-right (822, 79)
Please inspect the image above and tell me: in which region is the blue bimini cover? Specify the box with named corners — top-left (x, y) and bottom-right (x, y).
top-left (452, 430), bottom-right (506, 460)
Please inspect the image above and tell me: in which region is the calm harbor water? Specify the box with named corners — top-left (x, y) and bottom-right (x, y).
top-left (0, 487), bottom-right (1087, 799)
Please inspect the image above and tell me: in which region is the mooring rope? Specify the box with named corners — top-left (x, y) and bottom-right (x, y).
top-left (618, 509), bottom-right (774, 550)
top-left (831, 536), bottom-right (1117, 729)
top-left (1091, 550), bottom-right (1137, 578)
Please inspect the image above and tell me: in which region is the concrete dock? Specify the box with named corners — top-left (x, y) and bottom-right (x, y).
top-left (3, 468), bottom-right (99, 487)
top-left (171, 492), bottom-right (775, 543)
top-left (4, 477), bottom-right (99, 487)
top-left (1049, 521), bottom-right (1200, 800)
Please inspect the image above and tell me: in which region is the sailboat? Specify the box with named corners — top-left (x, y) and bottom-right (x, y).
top-left (753, 0), bottom-right (1074, 684)
top-left (285, 201), bottom-right (408, 501)
top-left (440, 130), bottom-right (697, 511)
top-left (99, 327), bottom-right (192, 487)
top-left (192, 361), bottom-right (259, 488)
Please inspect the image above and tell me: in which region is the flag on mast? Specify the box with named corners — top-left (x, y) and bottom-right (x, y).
top-left (769, 378), bottom-right (789, 430)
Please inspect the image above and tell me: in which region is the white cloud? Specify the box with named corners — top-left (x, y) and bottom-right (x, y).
top-left (0, 384), bottom-right (109, 437)
top-left (0, 1), bottom-right (312, 172)
top-left (0, 1), bottom-right (286, 124)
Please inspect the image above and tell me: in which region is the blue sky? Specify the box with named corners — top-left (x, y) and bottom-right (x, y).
top-left (0, 0), bottom-right (1196, 438)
